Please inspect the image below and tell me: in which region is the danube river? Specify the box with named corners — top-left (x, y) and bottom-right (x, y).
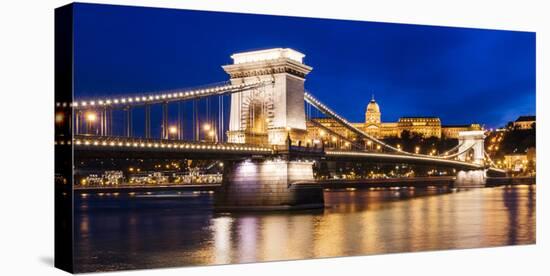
top-left (74, 185), bottom-right (536, 272)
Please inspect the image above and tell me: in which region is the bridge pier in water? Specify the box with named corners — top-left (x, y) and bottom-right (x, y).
top-left (455, 170), bottom-right (487, 188)
top-left (455, 131), bottom-right (488, 187)
top-left (214, 158), bottom-right (325, 211)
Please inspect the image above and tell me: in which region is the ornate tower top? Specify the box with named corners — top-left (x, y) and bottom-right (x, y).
top-left (222, 48), bottom-right (312, 79)
top-left (231, 48), bottom-right (305, 64)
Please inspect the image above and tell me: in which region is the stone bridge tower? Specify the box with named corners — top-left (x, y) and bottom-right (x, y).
top-left (457, 130), bottom-right (486, 165)
top-left (456, 130), bottom-right (487, 187)
top-left (223, 48), bottom-right (312, 146)
top-left (215, 49), bottom-right (324, 210)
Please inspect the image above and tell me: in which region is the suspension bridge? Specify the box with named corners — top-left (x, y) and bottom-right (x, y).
top-left (56, 48), bottom-right (505, 210)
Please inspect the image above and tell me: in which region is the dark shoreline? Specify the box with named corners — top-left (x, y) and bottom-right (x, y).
top-left (73, 176), bottom-right (535, 193)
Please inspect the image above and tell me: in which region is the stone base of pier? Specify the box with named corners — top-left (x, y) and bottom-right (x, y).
top-left (455, 170), bottom-right (487, 188)
top-left (214, 159), bottom-right (325, 211)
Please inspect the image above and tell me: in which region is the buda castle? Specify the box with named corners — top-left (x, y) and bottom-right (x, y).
top-left (311, 96), bottom-right (481, 140)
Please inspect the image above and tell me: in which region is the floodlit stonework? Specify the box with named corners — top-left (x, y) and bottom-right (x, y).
top-left (214, 159), bottom-right (324, 210)
top-left (217, 49), bottom-right (324, 210)
top-left (458, 130), bottom-right (485, 164)
top-left (223, 48), bottom-right (312, 146)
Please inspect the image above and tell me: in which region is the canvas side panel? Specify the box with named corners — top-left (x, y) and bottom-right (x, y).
top-left (54, 3), bottom-right (74, 273)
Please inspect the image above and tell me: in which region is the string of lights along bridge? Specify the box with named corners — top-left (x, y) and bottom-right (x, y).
top-left (56, 48), bottom-right (504, 206)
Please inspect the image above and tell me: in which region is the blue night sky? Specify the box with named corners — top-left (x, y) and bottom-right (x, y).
top-left (73, 3), bottom-right (535, 129)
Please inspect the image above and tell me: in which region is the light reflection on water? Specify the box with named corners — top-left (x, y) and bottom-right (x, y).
top-left (74, 185), bottom-right (536, 272)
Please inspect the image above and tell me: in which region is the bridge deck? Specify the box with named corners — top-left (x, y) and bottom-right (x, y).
top-left (63, 135), bottom-right (505, 174)
top-left (325, 150), bottom-right (485, 170)
top-left (69, 135), bottom-right (272, 159)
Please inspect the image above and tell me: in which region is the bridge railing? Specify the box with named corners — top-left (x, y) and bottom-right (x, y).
top-left (72, 135), bottom-right (273, 153)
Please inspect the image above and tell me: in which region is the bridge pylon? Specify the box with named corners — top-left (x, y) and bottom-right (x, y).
top-left (223, 48), bottom-right (312, 146)
top-left (457, 130), bottom-right (486, 165)
top-left (455, 130), bottom-right (487, 187)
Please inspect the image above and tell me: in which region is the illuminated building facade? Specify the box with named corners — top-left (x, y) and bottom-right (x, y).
top-left (397, 117), bottom-right (442, 138)
top-left (512, 115), bottom-right (536, 130)
top-left (308, 96), bottom-right (482, 140)
top-left (503, 147), bottom-right (536, 173)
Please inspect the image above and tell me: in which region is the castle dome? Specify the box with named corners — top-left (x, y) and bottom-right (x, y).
top-left (366, 96), bottom-right (380, 113)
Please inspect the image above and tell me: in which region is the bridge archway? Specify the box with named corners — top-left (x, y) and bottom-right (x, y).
top-left (243, 97), bottom-right (269, 145)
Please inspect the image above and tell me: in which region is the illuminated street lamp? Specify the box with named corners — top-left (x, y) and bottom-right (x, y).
top-left (85, 112), bottom-right (97, 134)
top-left (208, 130), bottom-right (216, 142)
top-left (331, 136), bottom-right (337, 148)
top-left (168, 126), bottom-right (178, 139)
top-left (55, 112), bottom-right (64, 124)
top-left (415, 146), bottom-right (420, 154)
top-left (85, 112), bottom-right (97, 122)
top-left (366, 140), bottom-right (373, 151)
top-left (202, 123), bottom-right (216, 142)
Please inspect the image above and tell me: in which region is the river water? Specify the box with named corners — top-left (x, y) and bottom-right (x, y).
top-left (74, 185), bottom-right (536, 272)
